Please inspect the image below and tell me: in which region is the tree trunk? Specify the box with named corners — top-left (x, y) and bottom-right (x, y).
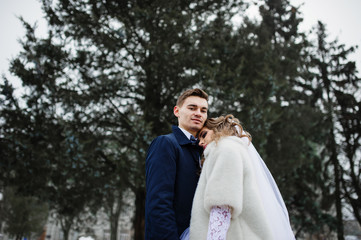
top-left (110, 219), bottom-right (119, 240)
top-left (110, 196), bottom-right (123, 240)
top-left (322, 59), bottom-right (345, 239)
top-left (15, 234), bottom-right (22, 240)
top-left (330, 132), bottom-right (344, 240)
top-left (60, 218), bottom-right (72, 240)
top-left (133, 187), bottom-right (145, 240)
top-left (62, 227), bottom-right (70, 240)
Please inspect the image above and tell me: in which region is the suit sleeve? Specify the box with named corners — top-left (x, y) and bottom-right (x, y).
top-left (203, 141), bottom-right (246, 217)
top-left (145, 136), bottom-right (179, 239)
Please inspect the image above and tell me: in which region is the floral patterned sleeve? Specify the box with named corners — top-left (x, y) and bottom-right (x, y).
top-left (207, 205), bottom-right (232, 240)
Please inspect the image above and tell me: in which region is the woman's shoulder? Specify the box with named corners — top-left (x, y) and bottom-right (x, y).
top-left (204, 136), bottom-right (248, 156)
top-left (218, 136), bottom-right (249, 149)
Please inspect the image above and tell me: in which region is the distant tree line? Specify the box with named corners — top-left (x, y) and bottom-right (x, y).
top-left (0, 0), bottom-right (360, 240)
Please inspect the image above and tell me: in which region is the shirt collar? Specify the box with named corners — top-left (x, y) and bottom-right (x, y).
top-left (178, 127), bottom-right (194, 140)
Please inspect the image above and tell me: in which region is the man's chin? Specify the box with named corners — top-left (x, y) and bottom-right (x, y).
top-left (191, 125), bottom-right (203, 132)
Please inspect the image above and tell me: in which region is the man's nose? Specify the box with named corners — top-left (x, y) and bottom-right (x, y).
top-left (194, 109), bottom-right (202, 116)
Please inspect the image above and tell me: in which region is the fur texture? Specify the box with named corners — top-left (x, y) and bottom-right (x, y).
top-left (189, 136), bottom-right (274, 240)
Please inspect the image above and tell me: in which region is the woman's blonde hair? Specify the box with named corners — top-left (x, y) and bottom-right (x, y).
top-left (197, 114), bottom-right (251, 169)
top-left (200, 114), bottom-right (252, 143)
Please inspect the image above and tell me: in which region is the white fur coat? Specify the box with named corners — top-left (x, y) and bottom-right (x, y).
top-left (189, 136), bottom-right (275, 240)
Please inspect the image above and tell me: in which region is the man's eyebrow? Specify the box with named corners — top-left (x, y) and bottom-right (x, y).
top-left (187, 104), bottom-right (208, 110)
top-left (187, 104), bottom-right (198, 107)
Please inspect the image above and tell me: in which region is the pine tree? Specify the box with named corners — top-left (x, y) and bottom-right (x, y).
top-left (2, 0), bottom-right (245, 239)
top-left (0, 187), bottom-right (48, 240)
top-left (192, 1), bottom-right (337, 236)
top-left (309, 21), bottom-right (360, 239)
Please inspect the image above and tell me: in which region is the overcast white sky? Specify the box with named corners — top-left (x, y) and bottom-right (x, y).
top-left (1, 0), bottom-right (361, 80)
top-left (292, 0), bottom-right (361, 68)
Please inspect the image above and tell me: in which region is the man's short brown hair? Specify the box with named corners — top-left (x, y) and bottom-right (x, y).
top-left (176, 88), bottom-right (208, 107)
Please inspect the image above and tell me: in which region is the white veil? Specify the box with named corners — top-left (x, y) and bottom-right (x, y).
top-left (238, 128), bottom-right (295, 239)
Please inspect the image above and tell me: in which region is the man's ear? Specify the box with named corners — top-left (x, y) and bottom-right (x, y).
top-left (173, 106), bottom-right (179, 118)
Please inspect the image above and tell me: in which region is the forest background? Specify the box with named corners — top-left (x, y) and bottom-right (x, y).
top-left (0, 0), bottom-right (360, 240)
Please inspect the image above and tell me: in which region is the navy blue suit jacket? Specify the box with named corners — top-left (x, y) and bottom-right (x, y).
top-left (145, 126), bottom-right (202, 240)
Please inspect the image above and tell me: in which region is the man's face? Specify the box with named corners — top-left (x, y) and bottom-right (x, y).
top-left (174, 96), bottom-right (208, 136)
